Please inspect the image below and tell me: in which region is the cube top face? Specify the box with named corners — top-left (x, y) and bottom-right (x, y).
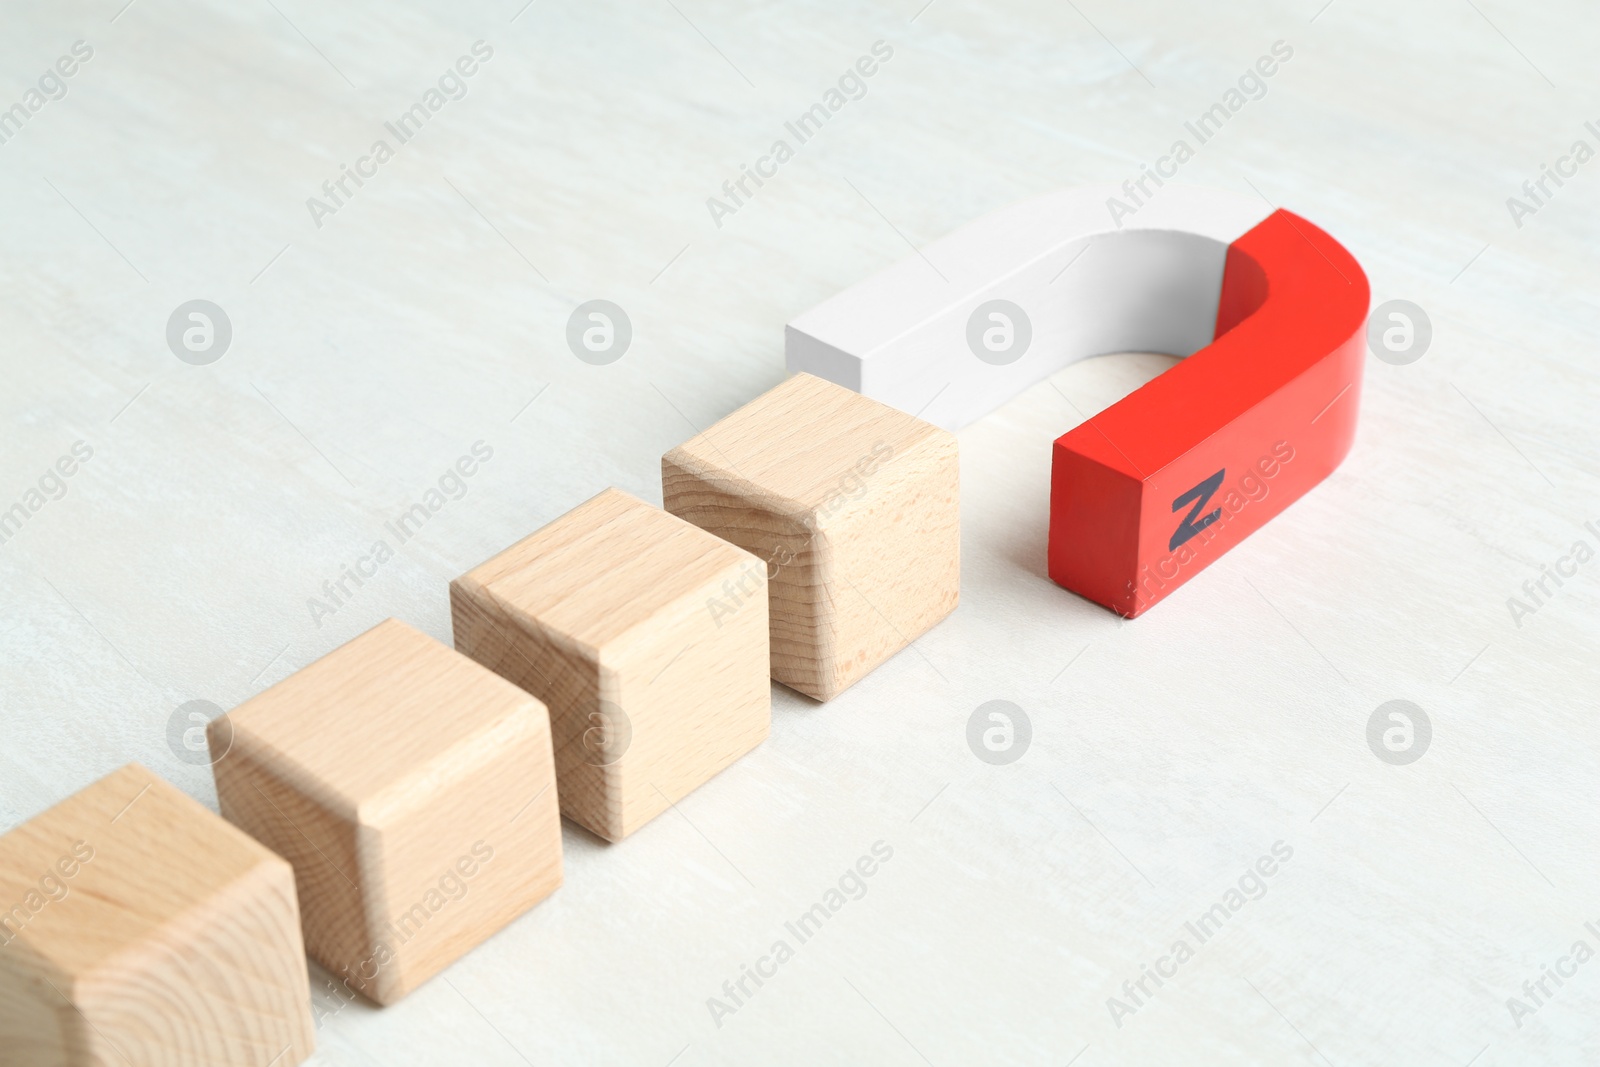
top-left (0, 764), bottom-right (272, 980)
top-left (663, 372), bottom-right (952, 528)
top-left (455, 487), bottom-right (755, 654)
top-left (220, 618), bottom-right (546, 825)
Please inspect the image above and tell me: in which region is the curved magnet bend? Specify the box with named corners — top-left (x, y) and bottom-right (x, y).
top-left (786, 184), bottom-right (1370, 617)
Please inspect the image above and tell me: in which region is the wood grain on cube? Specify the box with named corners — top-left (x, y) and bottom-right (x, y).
top-left (451, 487), bottom-right (770, 842)
top-left (663, 372), bottom-right (959, 700)
top-left (209, 618), bottom-right (562, 1006)
top-left (0, 763), bottom-right (314, 1067)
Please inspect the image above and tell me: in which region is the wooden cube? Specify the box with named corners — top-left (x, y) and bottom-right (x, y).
top-left (0, 764), bottom-right (315, 1067)
top-left (663, 372), bottom-right (960, 700)
top-left (208, 618), bottom-right (562, 1006)
top-left (451, 487), bottom-right (770, 842)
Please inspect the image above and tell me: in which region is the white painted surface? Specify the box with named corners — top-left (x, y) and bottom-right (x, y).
top-left (786, 184), bottom-right (1272, 429)
top-left (1, 2), bottom-right (1597, 1065)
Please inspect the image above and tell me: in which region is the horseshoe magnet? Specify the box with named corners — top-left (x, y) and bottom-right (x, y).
top-left (787, 185), bottom-right (1369, 617)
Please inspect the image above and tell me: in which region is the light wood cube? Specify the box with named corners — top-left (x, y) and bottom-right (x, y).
top-left (0, 764), bottom-right (315, 1067)
top-left (451, 487), bottom-right (770, 842)
top-left (663, 372), bottom-right (960, 700)
top-left (208, 618), bottom-right (562, 1006)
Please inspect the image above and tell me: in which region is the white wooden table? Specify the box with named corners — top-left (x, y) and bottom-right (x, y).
top-left (3, 1), bottom-right (1597, 1063)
